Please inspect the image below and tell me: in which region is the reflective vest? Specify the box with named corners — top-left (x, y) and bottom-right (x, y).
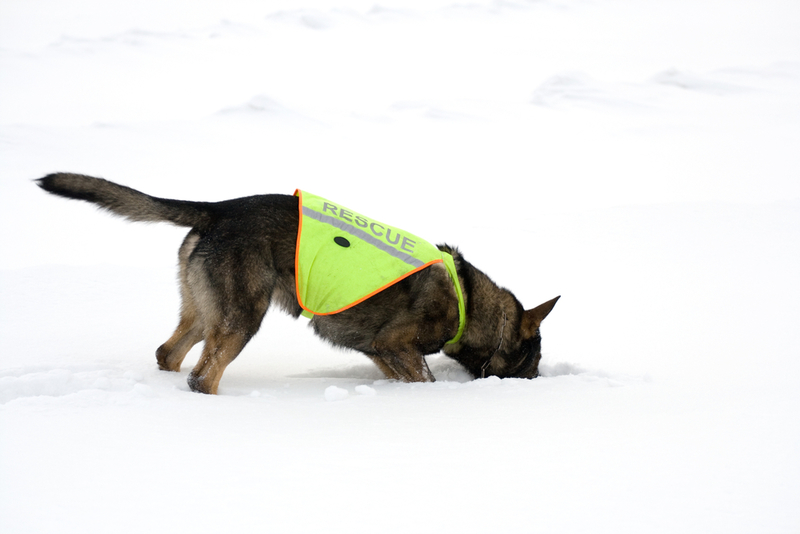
top-left (294, 190), bottom-right (465, 344)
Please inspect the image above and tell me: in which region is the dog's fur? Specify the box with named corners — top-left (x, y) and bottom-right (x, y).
top-left (37, 173), bottom-right (559, 394)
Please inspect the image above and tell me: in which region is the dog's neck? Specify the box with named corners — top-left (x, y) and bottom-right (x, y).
top-left (441, 257), bottom-right (523, 377)
top-left (480, 312), bottom-right (507, 378)
top-left (441, 251), bottom-right (466, 345)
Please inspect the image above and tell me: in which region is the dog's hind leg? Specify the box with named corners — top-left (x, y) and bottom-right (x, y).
top-left (187, 328), bottom-right (251, 394)
top-left (156, 231), bottom-right (204, 372)
top-left (183, 244), bottom-right (273, 394)
top-left (156, 314), bottom-right (203, 372)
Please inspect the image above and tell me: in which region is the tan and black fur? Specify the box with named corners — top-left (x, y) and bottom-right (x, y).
top-left (37, 173), bottom-right (559, 394)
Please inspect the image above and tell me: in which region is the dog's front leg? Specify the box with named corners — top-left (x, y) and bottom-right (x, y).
top-left (368, 320), bottom-right (437, 382)
top-left (369, 349), bottom-right (435, 383)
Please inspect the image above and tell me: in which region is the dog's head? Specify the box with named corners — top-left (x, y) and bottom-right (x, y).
top-left (457, 295), bottom-right (560, 380)
top-left (504, 296), bottom-right (561, 378)
top-left (438, 247), bottom-right (559, 380)
top-left (501, 295), bottom-right (560, 378)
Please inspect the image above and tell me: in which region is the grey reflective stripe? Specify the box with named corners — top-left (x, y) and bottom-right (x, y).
top-left (302, 206), bottom-right (425, 268)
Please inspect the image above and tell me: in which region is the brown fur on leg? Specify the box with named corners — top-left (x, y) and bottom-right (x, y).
top-left (371, 325), bottom-right (436, 382)
top-left (156, 230), bottom-right (204, 372)
top-left (156, 317), bottom-right (203, 372)
top-left (180, 229), bottom-right (276, 393)
top-left (365, 354), bottom-right (403, 381)
top-left (380, 350), bottom-right (435, 382)
top-left (187, 330), bottom-right (249, 395)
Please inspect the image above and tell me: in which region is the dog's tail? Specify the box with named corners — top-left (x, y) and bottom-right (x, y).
top-left (36, 173), bottom-right (214, 228)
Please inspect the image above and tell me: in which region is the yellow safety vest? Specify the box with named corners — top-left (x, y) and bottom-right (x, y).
top-left (294, 190), bottom-right (465, 343)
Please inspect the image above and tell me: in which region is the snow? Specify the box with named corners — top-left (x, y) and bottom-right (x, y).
top-left (324, 385), bottom-right (350, 401)
top-left (1, 0), bottom-right (799, 532)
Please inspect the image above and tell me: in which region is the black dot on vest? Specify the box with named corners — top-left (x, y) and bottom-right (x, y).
top-left (334, 236), bottom-right (351, 248)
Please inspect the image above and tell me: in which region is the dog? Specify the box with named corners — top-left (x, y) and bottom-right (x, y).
top-left (37, 173), bottom-right (559, 394)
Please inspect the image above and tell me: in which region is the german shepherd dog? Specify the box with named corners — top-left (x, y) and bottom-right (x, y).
top-left (37, 173), bottom-right (559, 394)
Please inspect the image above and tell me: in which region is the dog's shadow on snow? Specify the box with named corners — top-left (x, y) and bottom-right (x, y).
top-left (288, 363), bottom-right (385, 381)
top-left (289, 354), bottom-right (475, 382)
top-left (289, 357), bottom-right (591, 383)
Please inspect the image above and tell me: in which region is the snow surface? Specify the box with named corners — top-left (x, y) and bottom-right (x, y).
top-left (2, 0), bottom-right (799, 532)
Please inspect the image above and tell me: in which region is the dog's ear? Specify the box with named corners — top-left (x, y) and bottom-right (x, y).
top-left (521, 296), bottom-right (560, 338)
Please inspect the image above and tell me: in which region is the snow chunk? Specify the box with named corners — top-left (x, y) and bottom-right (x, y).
top-left (324, 385), bottom-right (349, 402)
top-left (354, 385), bottom-right (377, 396)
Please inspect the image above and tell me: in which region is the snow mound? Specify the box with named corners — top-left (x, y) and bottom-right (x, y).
top-left (324, 385), bottom-right (349, 401)
top-left (0, 367), bottom-right (154, 405)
